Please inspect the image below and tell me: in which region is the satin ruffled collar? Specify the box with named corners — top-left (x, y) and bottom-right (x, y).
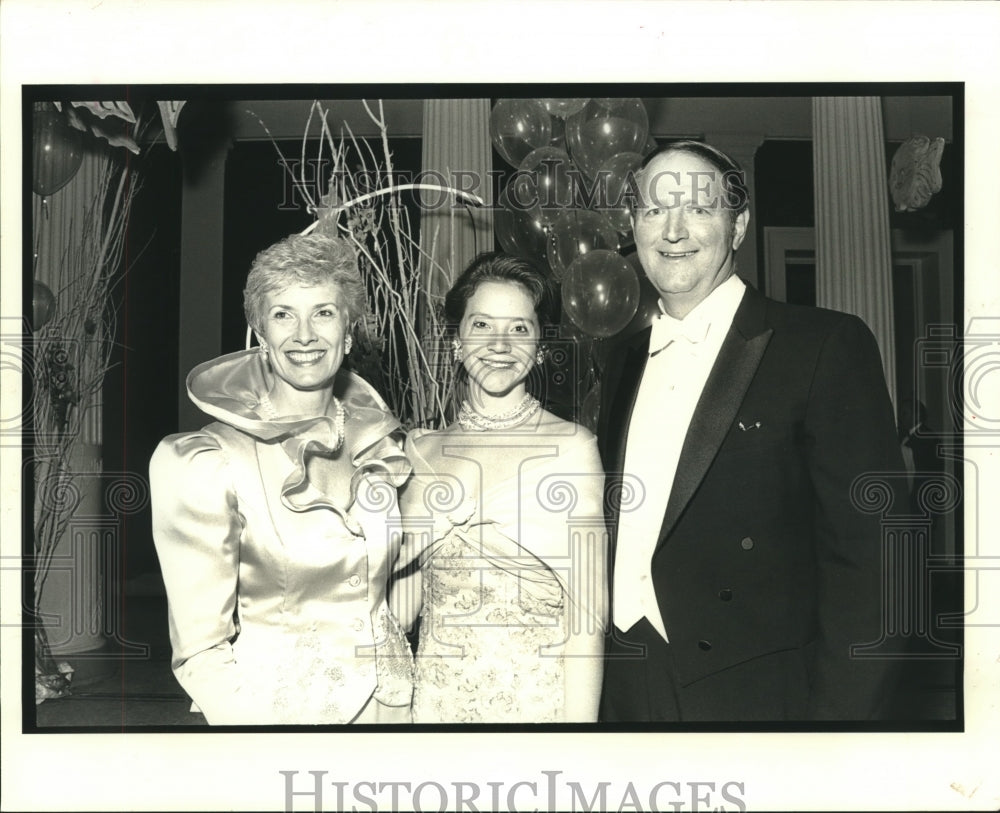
top-left (187, 349), bottom-right (410, 525)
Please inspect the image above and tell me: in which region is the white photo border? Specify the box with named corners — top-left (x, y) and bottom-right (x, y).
top-left (2, 2), bottom-right (998, 811)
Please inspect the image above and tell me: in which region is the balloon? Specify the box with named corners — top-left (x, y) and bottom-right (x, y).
top-left (643, 136), bottom-right (660, 157)
top-left (490, 99), bottom-right (552, 168)
top-left (546, 208), bottom-right (620, 280)
top-left (32, 104), bottom-right (85, 197)
top-left (504, 170), bottom-right (543, 215)
top-left (619, 253), bottom-right (663, 338)
top-left (558, 311), bottom-right (592, 344)
top-left (561, 250), bottom-right (640, 339)
top-left (32, 280), bottom-right (56, 330)
top-left (565, 98), bottom-right (649, 180)
top-left (548, 114), bottom-right (567, 150)
top-left (494, 177), bottom-right (549, 262)
top-left (518, 147), bottom-right (577, 225)
top-left (539, 98), bottom-right (590, 119)
top-left (593, 151), bottom-right (643, 234)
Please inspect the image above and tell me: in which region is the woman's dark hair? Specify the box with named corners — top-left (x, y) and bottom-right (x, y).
top-left (443, 252), bottom-right (558, 329)
top-left (638, 139), bottom-right (750, 218)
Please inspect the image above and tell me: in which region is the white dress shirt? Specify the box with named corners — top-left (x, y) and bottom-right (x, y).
top-left (613, 274), bottom-right (746, 641)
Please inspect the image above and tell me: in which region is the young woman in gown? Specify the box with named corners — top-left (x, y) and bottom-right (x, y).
top-left (393, 253), bottom-right (607, 723)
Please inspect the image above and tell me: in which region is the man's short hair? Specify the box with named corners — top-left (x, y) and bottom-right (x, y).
top-left (639, 140), bottom-right (750, 218)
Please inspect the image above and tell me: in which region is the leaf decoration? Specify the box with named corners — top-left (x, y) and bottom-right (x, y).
top-left (889, 135), bottom-right (945, 212)
top-left (54, 101), bottom-right (141, 153)
top-left (156, 101), bottom-right (186, 151)
top-left (68, 101), bottom-right (138, 123)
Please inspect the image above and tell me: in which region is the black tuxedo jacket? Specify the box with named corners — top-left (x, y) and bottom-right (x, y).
top-left (597, 284), bottom-right (905, 721)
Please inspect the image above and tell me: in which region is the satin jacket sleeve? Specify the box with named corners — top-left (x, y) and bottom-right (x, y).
top-left (149, 431), bottom-right (258, 723)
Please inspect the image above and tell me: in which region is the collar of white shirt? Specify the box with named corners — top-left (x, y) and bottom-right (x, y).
top-left (648, 273), bottom-right (747, 355)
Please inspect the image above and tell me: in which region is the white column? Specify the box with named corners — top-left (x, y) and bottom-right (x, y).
top-left (812, 97), bottom-right (897, 405)
top-left (419, 99), bottom-right (494, 294)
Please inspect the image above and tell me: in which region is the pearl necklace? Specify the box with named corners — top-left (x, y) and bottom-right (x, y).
top-left (457, 392), bottom-right (541, 432)
top-left (258, 392), bottom-right (346, 450)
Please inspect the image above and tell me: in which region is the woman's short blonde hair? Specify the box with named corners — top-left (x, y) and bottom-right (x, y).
top-left (243, 232), bottom-right (365, 333)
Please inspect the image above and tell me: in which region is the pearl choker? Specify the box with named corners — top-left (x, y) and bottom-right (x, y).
top-left (457, 393), bottom-right (541, 432)
top-left (258, 392), bottom-right (346, 450)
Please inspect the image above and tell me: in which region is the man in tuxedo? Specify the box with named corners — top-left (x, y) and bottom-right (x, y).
top-left (597, 141), bottom-right (905, 721)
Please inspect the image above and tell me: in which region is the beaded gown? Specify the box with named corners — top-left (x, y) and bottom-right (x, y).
top-left (400, 426), bottom-right (606, 723)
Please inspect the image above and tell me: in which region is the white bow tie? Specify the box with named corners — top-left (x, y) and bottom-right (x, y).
top-left (648, 313), bottom-right (711, 354)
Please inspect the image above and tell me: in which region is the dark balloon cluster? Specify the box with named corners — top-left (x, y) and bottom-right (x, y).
top-left (490, 98), bottom-right (656, 339)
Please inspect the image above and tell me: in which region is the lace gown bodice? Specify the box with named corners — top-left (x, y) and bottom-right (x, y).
top-left (402, 428), bottom-right (606, 724)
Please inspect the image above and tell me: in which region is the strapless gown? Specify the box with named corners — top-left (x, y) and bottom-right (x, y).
top-left (406, 431), bottom-right (605, 724)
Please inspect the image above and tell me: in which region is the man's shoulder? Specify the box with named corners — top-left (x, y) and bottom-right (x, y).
top-left (747, 292), bottom-right (886, 382)
top-left (753, 290), bottom-right (869, 338)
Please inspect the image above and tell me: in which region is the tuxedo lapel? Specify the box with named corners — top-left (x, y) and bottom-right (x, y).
top-left (657, 286), bottom-right (773, 546)
top-left (599, 328), bottom-right (650, 568)
top-left (602, 328), bottom-right (651, 476)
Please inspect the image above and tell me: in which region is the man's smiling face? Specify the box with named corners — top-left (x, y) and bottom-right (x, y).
top-left (632, 149), bottom-right (748, 316)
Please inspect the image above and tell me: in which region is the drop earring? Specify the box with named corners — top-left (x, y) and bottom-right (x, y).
top-left (535, 348), bottom-right (545, 366)
top-left (259, 343), bottom-right (269, 359)
top-left (345, 335), bottom-right (353, 354)
top-left (452, 339), bottom-right (463, 363)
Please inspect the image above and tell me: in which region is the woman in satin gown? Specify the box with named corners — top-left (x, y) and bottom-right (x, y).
top-left (392, 253), bottom-right (608, 723)
top-left (150, 232), bottom-right (413, 725)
